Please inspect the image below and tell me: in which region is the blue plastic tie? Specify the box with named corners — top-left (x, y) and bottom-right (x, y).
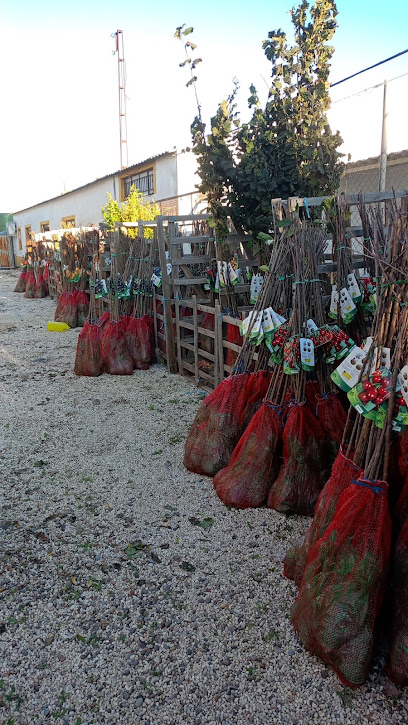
top-left (352, 479), bottom-right (385, 495)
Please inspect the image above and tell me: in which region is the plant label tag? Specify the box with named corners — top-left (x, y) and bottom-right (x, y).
top-left (300, 338), bottom-right (315, 369)
top-left (249, 311), bottom-right (263, 340)
top-left (250, 274), bottom-right (263, 303)
top-left (330, 284), bottom-right (339, 317)
top-left (262, 307), bottom-right (275, 334)
top-left (370, 347), bottom-right (391, 375)
top-left (151, 273), bottom-right (162, 288)
top-left (398, 365), bottom-right (408, 407)
top-left (339, 287), bottom-right (356, 318)
top-left (166, 262), bottom-right (172, 276)
top-left (306, 318), bottom-right (318, 336)
top-left (331, 336), bottom-right (373, 391)
top-left (240, 311), bottom-right (257, 337)
top-left (347, 273), bottom-right (362, 301)
top-left (216, 261), bottom-right (226, 287)
top-left (228, 262), bottom-right (239, 286)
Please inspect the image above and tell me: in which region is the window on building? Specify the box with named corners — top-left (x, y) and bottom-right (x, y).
top-left (17, 227), bottom-right (22, 250)
top-left (123, 168), bottom-right (154, 198)
top-left (40, 221), bottom-right (50, 232)
top-left (61, 216), bottom-right (76, 229)
top-left (25, 225), bottom-right (31, 242)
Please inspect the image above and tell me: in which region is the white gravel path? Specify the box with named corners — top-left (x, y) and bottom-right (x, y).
top-left (1, 269), bottom-right (407, 725)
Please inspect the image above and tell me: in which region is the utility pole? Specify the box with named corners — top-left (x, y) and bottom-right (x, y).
top-left (379, 80), bottom-right (388, 192)
top-left (112, 30), bottom-right (128, 170)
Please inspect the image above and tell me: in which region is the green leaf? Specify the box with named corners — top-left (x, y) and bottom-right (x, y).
top-left (259, 265), bottom-right (269, 272)
top-left (186, 76), bottom-right (197, 88)
top-left (174, 24), bottom-right (185, 39)
top-left (180, 561), bottom-right (196, 572)
top-left (182, 27), bottom-right (194, 36)
top-left (189, 517), bottom-right (214, 529)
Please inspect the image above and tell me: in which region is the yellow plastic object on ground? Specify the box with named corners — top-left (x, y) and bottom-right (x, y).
top-left (47, 321), bottom-right (70, 332)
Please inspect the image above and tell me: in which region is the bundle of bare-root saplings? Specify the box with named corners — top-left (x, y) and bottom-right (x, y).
top-left (14, 240), bottom-right (49, 298)
top-left (74, 230), bottom-right (156, 377)
top-left (53, 233), bottom-right (90, 328)
top-left (184, 217), bottom-right (351, 513)
top-left (286, 196), bottom-right (408, 687)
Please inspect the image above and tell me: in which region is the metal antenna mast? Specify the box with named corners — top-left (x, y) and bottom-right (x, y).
top-left (112, 29), bottom-right (128, 169)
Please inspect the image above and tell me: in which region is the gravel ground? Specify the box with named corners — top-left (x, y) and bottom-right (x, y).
top-left (1, 269), bottom-right (407, 725)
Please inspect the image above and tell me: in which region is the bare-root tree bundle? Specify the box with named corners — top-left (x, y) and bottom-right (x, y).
top-left (290, 196), bottom-right (408, 687)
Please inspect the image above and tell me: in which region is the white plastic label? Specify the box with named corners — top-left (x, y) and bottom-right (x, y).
top-left (398, 365), bottom-right (408, 407)
top-left (339, 287), bottom-right (356, 319)
top-left (300, 338), bottom-right (315, 367)
top-left (262, 308), bottom-right (275, 334)
top-left (370, 347), bottom-right (391, 375)
top-left (333, 336), bottom-right (373, 389)
top-left (151, 273), bottom-right (162, 288)
top-left (347, 273), bottom-right (361, 300)
top-left (217, 261), bottom-right (224, 286)
top-left (250, 274), bottom-right (263, 303)
top-left (228, 262), bottom-right (239, 285)
top-left (330, 284), bottom-right (339, 316)
top-left (240, 311), bottom-right (257, 337)
top-left (306, 319), bottom-right (318, 335)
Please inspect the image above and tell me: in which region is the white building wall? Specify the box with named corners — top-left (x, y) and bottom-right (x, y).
top-left (155, 155), bottom-right (177, 200)
top-left (11, 150), bottom-right (199, 261)
top-left (12, 176), bottom-right (117, 260)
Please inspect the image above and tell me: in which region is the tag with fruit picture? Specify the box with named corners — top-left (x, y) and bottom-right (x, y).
top-left (283, 336), bottom-right (301, 375)
top-left (347, 368), bottom-right (393, 419)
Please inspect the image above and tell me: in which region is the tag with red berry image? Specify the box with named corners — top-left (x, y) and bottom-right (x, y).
top-left (347, 368), bottom-right (393, 421)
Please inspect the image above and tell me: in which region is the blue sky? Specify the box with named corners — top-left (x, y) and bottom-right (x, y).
top-left (2, 0), bottom-right (407, 211)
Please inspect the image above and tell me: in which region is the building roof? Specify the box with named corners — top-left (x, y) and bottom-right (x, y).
top-left (346, 149), bottom-right (408, 170)
top-left (13, 150), bottom-right (175, 215)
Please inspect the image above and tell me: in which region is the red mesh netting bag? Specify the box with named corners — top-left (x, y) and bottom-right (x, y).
top-left (126, 315), bottom-right (153, 370)
top-left (43, 262), bottom-right (50, 282)
top-left (315, 393), bottom-right (347, 468)
top-left (291, 477), bottom-right (391, 688)
top-left (267, 403), bottom-right (326, 516)
top-left (54, 292), bottom-right (78, 328)
top-left (75, 290), bottom-right (90, 327)
top-left (74, 321), bottom-right (104, 377)
top-left (241, 370), bottom-right (271, 429)
top-left (118, 314), bottom-right (130, 333)
top-left (34, 273), bottom-right (47, 298)
top-left (14, 268), bottom-right (28, 293)
top-left (284, 449), bottom-right (362, 586)
top-left (24, 271), bottom-right (36, 298)
top-left (226, 323), bottom-right (242, 369)
top-left (101, 320), bottom-right (134, 375)
top-left (389, 517), bottom-right (408, 685)
top-left (183, 373), bottom-right (252, 477)
top-left (214, 401), bottom-right (283, 508)
top-left (54, 292), bottom-right (68, 319)
top-left (98, 311), bottom-right (110, 329)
